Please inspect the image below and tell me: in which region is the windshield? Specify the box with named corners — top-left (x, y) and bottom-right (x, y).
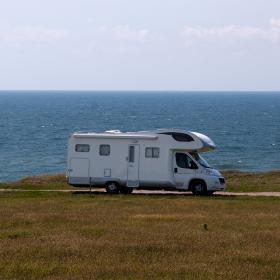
top-left (190, 152), bottom-right (212, 169)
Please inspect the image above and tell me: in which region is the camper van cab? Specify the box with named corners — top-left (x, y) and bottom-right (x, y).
top-left (67, 129), bottom-right (225, 195)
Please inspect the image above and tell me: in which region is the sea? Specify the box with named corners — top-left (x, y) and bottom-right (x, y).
top-left (0, 91), bottom-right (279, 182)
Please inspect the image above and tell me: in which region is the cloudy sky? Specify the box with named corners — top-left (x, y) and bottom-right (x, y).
top-left (0, 0), bottom-right (280, 91)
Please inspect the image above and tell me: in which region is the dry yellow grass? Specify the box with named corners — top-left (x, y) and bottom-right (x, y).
top-left (0, 192), bottom-right (280, 279)
top-left (18, 173), bottom-right (66, 184)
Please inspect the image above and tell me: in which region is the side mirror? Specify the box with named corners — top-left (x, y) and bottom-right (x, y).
top-left (174, 167), bottom-right (178, 173)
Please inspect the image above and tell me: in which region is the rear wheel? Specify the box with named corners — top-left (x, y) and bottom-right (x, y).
top-left (119, 186), bottom-right (133, 194)
top-left (191, 180), bottom-right (207, 196)
top-left (105, 182), bottom-right (120, 194)
top-left (206, 191), bottom-right (215, 196)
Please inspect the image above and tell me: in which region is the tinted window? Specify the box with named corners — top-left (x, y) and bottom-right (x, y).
top-left (99, 144), bottom-right (110, 156)
top-left (152, 148), bottom-right (160, 158)
top-left (75, 144), bottom-right (90, 152)
top-left (145, 147), bottom-right (153, 158)
top-left (145, 147), bottom-right (160, 158)
top-left (160, 132), bottom-right (194, 142)
top-left (176, 153), bottom-right (197, 169)
top-left (129, 146), bottom-right (135, 162)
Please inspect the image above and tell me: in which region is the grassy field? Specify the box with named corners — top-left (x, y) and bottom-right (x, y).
top-left (0, 191), bottom-right (280, 279)
top-left (222, 170), bottom-right (280, 192)
top-left (1, 170), bottom-right (280, 192)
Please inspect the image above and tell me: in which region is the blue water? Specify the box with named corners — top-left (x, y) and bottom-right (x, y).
top-left (0, 91), bottom-right (279, 182)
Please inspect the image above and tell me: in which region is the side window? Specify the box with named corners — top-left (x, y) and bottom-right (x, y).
top-left (145, 147), bottom-right (160, 158)
top-left (129, 146), bottom-right (135, 162)
top-left (171, 133), bottom-right (194, 142)
top-left (176, 153), bottom-right (197, 169)
top-left (159, 132), bottom-right (194, 142)
top-left (153, 148), bottom-right (160, 158)
top-left (99, 144), bottom-right (110, 156)
top-left (145, 148), bottom-right (153, 158)
top-left (75, 144), bottom-right (90, 152)
top-left (176, 153), bottom-right (187, 168)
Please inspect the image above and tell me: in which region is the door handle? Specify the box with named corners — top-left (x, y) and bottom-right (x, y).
top-left (174, 168), bottom-right (178, 173)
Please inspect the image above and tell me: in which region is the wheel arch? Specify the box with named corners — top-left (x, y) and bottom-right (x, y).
top-left (105, 180), bottom-right (120, 186)
top-left (188, 178), bottom-right (207, 191)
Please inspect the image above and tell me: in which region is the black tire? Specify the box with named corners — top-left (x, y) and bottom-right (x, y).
top-left (105, 182), bottom-right (120, 194)
top-left (119, 186), bottom-right (133, 194)
top-left (206, 191), bottom-right (215, 196)
top-left (191, 180), bottom-right (207, 196)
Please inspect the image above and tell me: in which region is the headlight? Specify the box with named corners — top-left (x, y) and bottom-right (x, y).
top-left (204, 169), bottom-right (219, 176)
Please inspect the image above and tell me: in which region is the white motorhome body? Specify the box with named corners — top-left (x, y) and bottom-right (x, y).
top-left (67, 129), bottom-right (225, 195)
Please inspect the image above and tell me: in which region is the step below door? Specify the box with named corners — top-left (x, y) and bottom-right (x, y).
top-left (127, 145), bottom-right (140, 187)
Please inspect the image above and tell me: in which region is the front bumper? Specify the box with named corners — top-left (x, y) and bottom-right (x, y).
top-left (207, 176), bottom-right (226, 191)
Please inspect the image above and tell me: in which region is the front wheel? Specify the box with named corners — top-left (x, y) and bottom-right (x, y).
top-left (105, 182), bottom-right (120, 194)
top-left (191, 181), bottom-right (207, 196)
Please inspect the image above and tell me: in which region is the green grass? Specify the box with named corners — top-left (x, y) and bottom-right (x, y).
top-left (1, 170), bottom-right (280, 192)
top-left (0, 192), bottom-right (280, 279)
top-left (221, 170), bottom-right (280, 192)
top-left (0, 174), bottom-right (74, 190)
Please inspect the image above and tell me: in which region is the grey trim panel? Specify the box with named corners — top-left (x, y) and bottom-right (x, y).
top-left (91, 177), bottom-right (123, 186)
top-left (91, 178), bottom-right (173, 188)
top-left (138, 180), bottom-right (175, 188)
top-left (68, 176), bottom-right (90, 185)
top-left (69, 177), bottom-right (174, 188)
top-left (127, 180), bottom-right (139, 188)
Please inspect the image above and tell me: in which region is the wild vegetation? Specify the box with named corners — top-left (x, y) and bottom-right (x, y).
top-left (221, 170), bottom-right (280, 192)
top-left (0, 191), bottom-right (279, 279)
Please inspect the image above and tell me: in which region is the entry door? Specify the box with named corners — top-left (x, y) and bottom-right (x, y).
top-left (127, 145), bottom-right (140, 187)
top-left (173, 152), bottom-right (197, 189)
top-left (69, 158), bottom-right (90, 184)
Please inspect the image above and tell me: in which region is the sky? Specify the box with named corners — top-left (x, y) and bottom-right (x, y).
top-left (0, 0), bottom-right (280, 91)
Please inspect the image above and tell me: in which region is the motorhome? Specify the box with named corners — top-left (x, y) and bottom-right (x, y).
top-left (67, 129), bottom-right (225, 195)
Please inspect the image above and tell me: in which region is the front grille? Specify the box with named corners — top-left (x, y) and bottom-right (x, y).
top-left (219, 177), bottom-right (225, 184)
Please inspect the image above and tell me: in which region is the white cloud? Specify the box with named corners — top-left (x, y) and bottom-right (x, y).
top-left (97, 25), bottom-right (150, 43)
top-left (270, 18), bottom-right (280, 29)
top-left (0, 25), bottom-right (68, 43)
top-left (183, 18), bottom-right (280, 43)
top-left (112, 25), bottom-right (149, 42)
